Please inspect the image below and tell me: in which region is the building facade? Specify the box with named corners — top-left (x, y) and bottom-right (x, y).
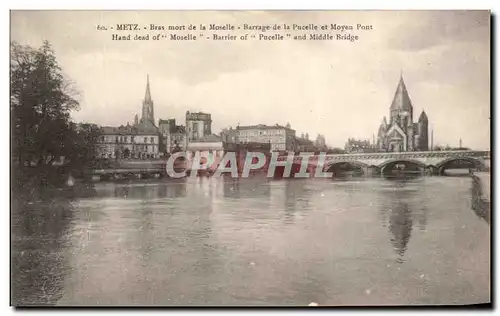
top-left (376, 75), bottom-right (429, 152)
top-left (235, 124), bottom-right (296, 152)
top-left (96, 75), bottom-right (161, 159)
top-left (159, 118), bottom-right (187, 154)
top-left (315, 134), bottom-right (326, 148)
top-left (220, 127), bottom-right (239, 144)
top-left (295, 136), bottom-right (315, 152)
top-left (344, 138), bottom-right (377, 153)
top-left (97, 125), bottom-right (160, 159)
top-left (186, 111), bottom-right (212, 141)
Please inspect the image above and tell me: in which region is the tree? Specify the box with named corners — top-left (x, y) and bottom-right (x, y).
top-left (64, 123), bottom-right (101, 171)
top-left (10, 41), bottom-right (99, 184)
top-left (11, 41), bottom-right (79, 167)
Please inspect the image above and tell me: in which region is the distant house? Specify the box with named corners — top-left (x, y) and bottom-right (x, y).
top-left (234, 123), bottom-right (296, 152)
top-left (344, 138), bottom-right (378, 153)
top-left (295, 136), bottom-right (316, 152)
top-left (97, 124), bottom-right (160, 159)
top-left (158, 119), bottom-right (187, 154)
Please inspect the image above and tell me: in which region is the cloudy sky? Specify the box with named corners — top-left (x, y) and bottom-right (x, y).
top-left (11, 10), bottom-right (490, 149)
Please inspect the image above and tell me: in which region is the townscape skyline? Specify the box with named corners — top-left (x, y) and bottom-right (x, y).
top-left (10, 10), bottom-right (491, 150)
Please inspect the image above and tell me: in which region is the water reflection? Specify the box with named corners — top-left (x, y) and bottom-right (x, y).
top-left (11, 194), bottom-right (74, 305)
top-left (283, 180), bottom-right (313, 224)
top-left (222, 175), bottom-right (271, 200)
top-left (223, 176), bottom-right (241, 198)
top-left (388, 201), bottom-right (413, 261)
top-left (11, 176), bottom-right (489, 306)
top-left (377, 180), bottom-right (428, 263)
top-left (108, 180), bottom-right (188, 200)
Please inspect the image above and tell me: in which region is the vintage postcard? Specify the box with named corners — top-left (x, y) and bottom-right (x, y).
top-left (10, 10), bottom-right (490, 306)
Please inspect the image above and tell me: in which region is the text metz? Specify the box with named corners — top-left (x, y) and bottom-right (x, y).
top-left (116, 24), bottom-right (140, 31)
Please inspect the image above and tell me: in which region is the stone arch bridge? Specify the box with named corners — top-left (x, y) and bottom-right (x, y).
top-left (315, 150), bottom-right (490, 175)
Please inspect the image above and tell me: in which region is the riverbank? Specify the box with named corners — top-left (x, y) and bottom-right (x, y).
top-left (473, 172), bottom-right (490, 201)
top-left (471, 172), bottom-right (490, 223)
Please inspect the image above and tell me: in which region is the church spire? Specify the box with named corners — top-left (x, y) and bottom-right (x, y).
top-left (390, 74), bottom-right (413, 112)
top-left (419, 109), bottom-right (428, 122)
top-left (141, 74), bottom-right (155, 128)
top-left (144, 74), bottom-right (152, 103)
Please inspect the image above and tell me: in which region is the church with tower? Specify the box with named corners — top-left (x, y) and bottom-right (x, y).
top-left (376, 74), bottom-right (429, 152)
top-left (96, 75), bottom-right (161, 159)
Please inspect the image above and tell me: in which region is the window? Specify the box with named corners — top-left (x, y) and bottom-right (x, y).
top-left (131, 136), bottom-right (135, 143)
top-left (150, 137), bottom-right (154, 143)
top-left (124, 136), bottom-right (128, 143)
top-left (144, 137), bottom-right (147, 143)
top-left (116, 137), bottom-right (119, 143)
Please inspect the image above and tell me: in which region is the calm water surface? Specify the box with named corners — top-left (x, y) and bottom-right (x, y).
top-left (11, 176), bottom-right (490, 306)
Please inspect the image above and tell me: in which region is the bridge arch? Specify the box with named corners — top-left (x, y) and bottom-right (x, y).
top-left (377, 158), bottom-right (427, 170)
top-left (435, 156), bottom-right (484, 169)
top-left (435, 156), bottom-right (484, 175)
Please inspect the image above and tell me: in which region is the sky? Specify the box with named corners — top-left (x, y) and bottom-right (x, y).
top-left (10, 10), bottom-right (491, 149)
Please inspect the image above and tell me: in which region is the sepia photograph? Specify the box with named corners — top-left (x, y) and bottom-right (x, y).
top-left (10, 10), bottom-right (491, 307)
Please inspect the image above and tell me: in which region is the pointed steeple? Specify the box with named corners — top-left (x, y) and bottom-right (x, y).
top-left (140, 75), bottom-right (155, 128)
top-left (418, 110), bottom-right (428, 122)
top-left (390, 74), bottom-right (413, 111)
top-left (144, 74), bottom-right (152, 103)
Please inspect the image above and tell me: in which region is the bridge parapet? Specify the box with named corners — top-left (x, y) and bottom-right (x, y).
top-left (286, 150), bottom-right (489, 164)
top-left (324, 150), bottom-right (490, 161)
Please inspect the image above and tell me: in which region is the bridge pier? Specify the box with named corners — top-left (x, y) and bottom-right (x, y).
top-left (420, 167), bottom-right (425, 176)
top-left (380, 166), bottom-right (386, 177)
top-left (363, 166), bottom-right (380, 177)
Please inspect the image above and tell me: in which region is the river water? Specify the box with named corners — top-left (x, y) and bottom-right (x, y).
top-left (11, 175), bottom-right (490, 306)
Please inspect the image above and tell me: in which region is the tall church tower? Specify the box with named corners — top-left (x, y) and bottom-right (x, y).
top-left (418, 110), bottom-right (429, 151)
top-left (375, 72), bottom-right (431, 153)
top-left (389, 73), bottom-right (413, 129)
top-left (141, 75), bottom-right (155, 127)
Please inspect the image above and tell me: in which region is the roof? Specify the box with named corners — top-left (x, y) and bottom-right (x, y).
top-left (158, 118), bottom-right (175, 125)
top-left (237, 124), bottom-right (295, 131)
top-left (100, 124), bottom-right (159, 136)
top-left (186, 111), bottom-right (212, 120)
top-left (390, 76), bottom-right (413, 112)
